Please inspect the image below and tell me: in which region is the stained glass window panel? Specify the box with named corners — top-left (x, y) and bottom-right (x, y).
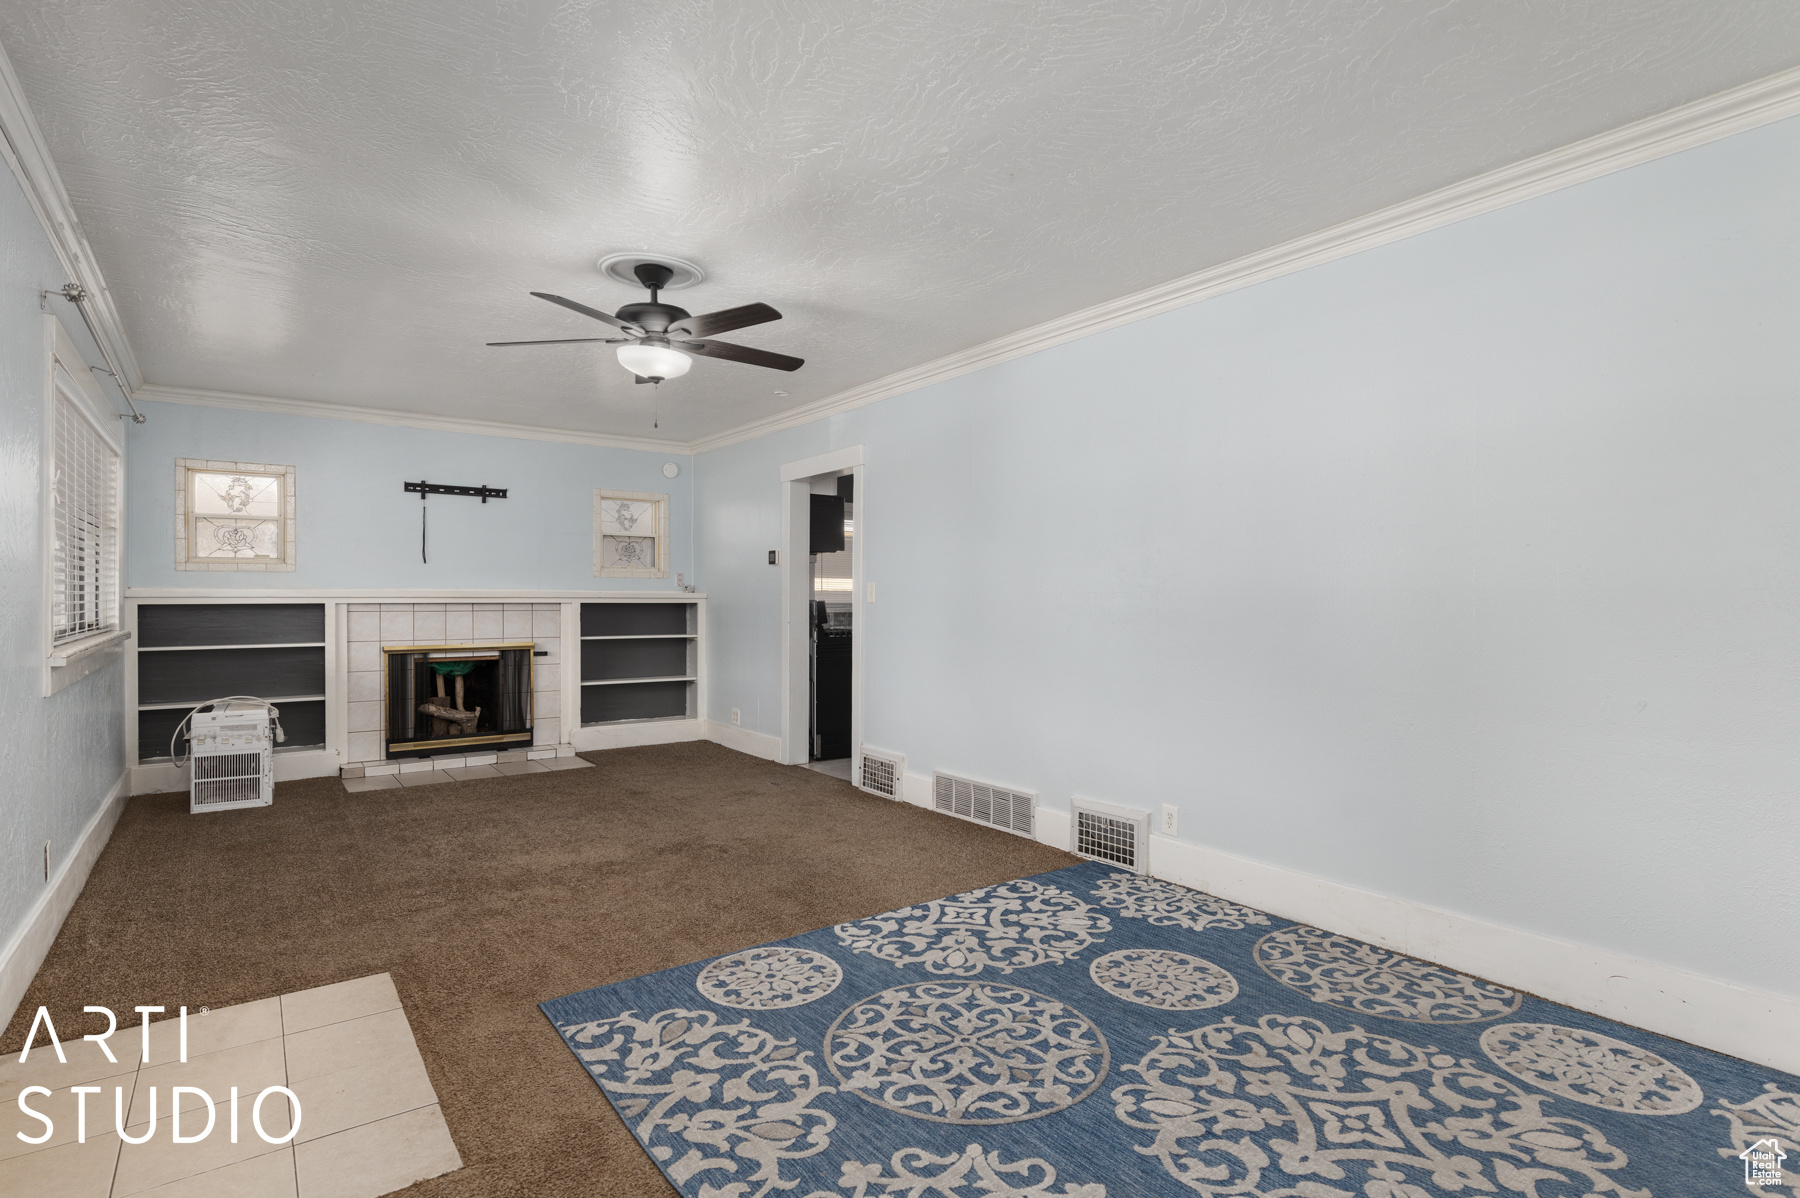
top-left (193, 516), bottom-right (282, 559)
top-left (601, 535), bottom-right (656, 570)
top-left (192, 472), bottom-right (282, 517)
top-left (598, 500), bottom-right (653, 536)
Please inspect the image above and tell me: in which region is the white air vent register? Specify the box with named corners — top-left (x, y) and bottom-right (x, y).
top-left (857, 747), bottom-right (904, 799)
top-left (1071, 796), bottom-right (1149, 872)
top-left (934, 771), bottom-right (1035, 838)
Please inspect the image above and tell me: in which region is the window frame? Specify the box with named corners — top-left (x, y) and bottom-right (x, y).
top-left (174, 458), bottom-right (297, 572)
top-left (42, 316), bottom-right (126, 693)
top-left (593, 489), bottom-right (669, 579)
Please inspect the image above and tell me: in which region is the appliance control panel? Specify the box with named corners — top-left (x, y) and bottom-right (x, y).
top-left (191, 706), bottom-right (274, 750)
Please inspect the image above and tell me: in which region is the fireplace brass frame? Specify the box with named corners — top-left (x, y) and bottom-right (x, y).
top-left (382, 641), bottom-right (536, 754)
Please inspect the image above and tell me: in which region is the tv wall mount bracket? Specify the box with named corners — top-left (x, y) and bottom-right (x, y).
top-left (404, 480), bottom-right (508, 563)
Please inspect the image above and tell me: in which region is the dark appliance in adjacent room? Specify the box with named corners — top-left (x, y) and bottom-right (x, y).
top-left (810, 600), bottom-right (852, 760)
top-left (809, 474), bottom-right (853, 762)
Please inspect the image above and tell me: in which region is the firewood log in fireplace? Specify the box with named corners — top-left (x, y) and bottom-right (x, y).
top-left (418, 702), bottom-right (481, 735)
top-left (421, 664), bottom-right (479, 736)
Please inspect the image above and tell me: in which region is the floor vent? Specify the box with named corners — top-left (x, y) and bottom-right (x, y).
top-left (1071, 797), bottom-right (1150, 872)
top-left (933, 771), bottom-right (1036, 838)
top-left (857, 747), bottom-right (904, 799)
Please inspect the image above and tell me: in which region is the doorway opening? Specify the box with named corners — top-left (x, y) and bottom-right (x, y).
top-left (807, 472), bottom-right (854, 774)
top-left (779, 446), bottom-right (863, 770)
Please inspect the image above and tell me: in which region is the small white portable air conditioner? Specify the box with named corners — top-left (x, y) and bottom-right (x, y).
top-left (188, 701), bottom-right (277, 814)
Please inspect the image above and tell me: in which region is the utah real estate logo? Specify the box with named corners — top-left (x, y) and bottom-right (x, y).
top-left (1739, 1137), bottom-right (1787, 1187)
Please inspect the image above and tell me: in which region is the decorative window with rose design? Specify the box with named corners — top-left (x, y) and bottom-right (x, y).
top-left (175, 459), bottom-right (296, 571)
top-left (594, 489), bottom-right (668, 579)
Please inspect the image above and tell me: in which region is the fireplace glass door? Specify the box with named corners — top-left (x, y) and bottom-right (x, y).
top-left (385, 643), bottom-right (533, 756)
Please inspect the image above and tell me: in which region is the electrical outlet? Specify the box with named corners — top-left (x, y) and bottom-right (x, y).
top-left (1161, 805), bottom-right (1177, 836)
top-left (44, 840), bottom-right (51, 882)
top-left (731, 708), bottom-right (741, 726)
top-left (866, 581), bottom-right (877, 603)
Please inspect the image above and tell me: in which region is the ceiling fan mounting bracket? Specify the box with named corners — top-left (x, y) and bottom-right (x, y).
top-left (596, 252), bottom-right (705, 291)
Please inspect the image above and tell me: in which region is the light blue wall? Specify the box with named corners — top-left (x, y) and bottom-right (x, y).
top-left (0, 161), bottom-right (127, 959)
top-left (696, 114), bottom-right (1800, 999)
top-left (125, 403), bottom-right (693, 591)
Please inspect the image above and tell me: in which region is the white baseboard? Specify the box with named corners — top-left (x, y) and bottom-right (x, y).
top-left (900, 770), bottom-right (933, 808)
top-left (0, 771), bottom-right (129, 1035)
top-left (703, 720), bottom-right (783, 761)
top-left (1036, 807), bottom-right (1070, 850)
top-left (1143, 834), bottom-right (1800, 1075)
top-left (572, 718), bottom-right (705, 753)
top-left (130, 747), bottom-right (341, 796)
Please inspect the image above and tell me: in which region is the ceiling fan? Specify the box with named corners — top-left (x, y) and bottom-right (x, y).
top-left (487, 262), bottom-right (804, 384)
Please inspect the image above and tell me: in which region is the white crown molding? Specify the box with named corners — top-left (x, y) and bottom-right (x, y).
top-left (133, 383), bottom-right (691, 454)
top-left (779, 444), bottom-right (865, 482)
top-left (9, 19), bottom-right (1798, 458)
top-left (690, 63), bottom-right (1800, 455)
top-left (0, 35), bottom-right (142, 393)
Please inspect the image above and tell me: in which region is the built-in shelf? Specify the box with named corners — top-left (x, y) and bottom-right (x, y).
top-left (137, 642), bottom-right (327, 652)
top-left (139, 742), bottom-right (322, 765)
top-left (133, 602), bottom-right (329, 761)
top-left (579, 634), bottom-right (697, 641)
top-left (137, 693), bottom-right (327, 711)
top-left (579, 601), bottom-right (698, 726)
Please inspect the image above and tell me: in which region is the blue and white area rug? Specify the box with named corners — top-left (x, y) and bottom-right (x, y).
top-left (542, 860), bottom-right (1799, 1196)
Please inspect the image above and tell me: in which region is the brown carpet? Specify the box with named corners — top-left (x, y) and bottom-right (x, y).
top-left (2, 741), bottom-right (1077, 1196)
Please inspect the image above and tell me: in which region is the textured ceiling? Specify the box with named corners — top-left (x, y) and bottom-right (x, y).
top-left (3, 2), bottom-right (1799, 443)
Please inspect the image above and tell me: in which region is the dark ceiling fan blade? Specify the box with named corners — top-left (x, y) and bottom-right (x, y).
top-left (670, 302), bottom-right (781, 339)
top-left (676, 338), bottom-right (804, 372)
top-left (635, 375), bottom-right (652, 384)
top-left (529, 291), bottom-right (641, 332)
top-left (486, 337), bottom-right (622, 346)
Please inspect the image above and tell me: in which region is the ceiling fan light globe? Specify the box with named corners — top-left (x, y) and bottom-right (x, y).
top-left (616, 343), bottom-right (691, 380)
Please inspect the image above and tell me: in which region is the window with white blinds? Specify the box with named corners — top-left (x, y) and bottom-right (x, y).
top-left (51, 386), bottom-right (120, 643)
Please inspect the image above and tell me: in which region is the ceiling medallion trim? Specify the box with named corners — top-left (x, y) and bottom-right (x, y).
top-left (597, 252), bottom-right (705, 291)
top-left (688, 61), bottom-right (1800, 455)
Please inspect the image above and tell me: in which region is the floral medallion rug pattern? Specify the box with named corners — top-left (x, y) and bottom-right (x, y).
top-left (541, 860), bottom-right (1799, 1197)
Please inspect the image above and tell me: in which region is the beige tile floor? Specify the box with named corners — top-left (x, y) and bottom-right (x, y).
top-left (802, 758), bottom-right (854, 781)
top-left (0, 975), bottom-right (460, 1198)
top-left (343, 756), bottom-right (592, 792)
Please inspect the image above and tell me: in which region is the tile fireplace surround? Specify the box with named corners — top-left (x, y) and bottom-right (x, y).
top-left (345, 603), bottom-right (561, 767)
top-left (123, 589), bottom-right (705, 794)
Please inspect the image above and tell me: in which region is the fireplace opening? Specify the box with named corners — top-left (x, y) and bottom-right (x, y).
top-left (385, 643), bottom-right (533, 757)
